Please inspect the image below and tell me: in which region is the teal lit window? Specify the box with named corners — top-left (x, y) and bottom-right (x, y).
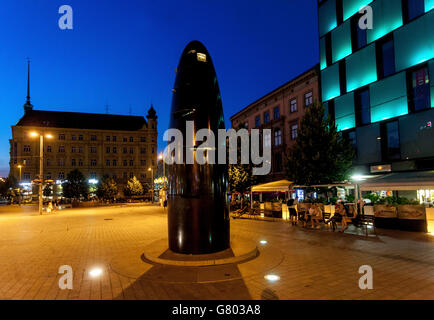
top-left (320, 37), bottom-right (327, 70)
top-left (332, 20), bottom-right (352, 63)
top-left (367, 0), bottom-right (403, 44)
top-left (319, 0), bottom-right (337, 37)
top-left (394, 10), bottom-right (434, 72)
top-left (370, 72), bottom-right (408, 123)
top-left (346, 44), bottom-right (377, 92)
top-left (321, 63), bottom-right (341, 102)
top-left (342, 0), bottom-right (373, 21)
top-left (334, 92), bottom-right (356, 131)
top-left (427, 0), bottom-right (434, 12)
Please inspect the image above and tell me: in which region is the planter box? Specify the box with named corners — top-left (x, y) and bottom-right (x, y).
top-left (397, 205), bottom-right (427, 232)
top-left (374, 205), bottom-right (398, 229)
top-left (426, 208), bottom-right (434, 233)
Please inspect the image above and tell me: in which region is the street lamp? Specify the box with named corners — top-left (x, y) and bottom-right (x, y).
top-left (17, 165), bottom-right (23, 182)
top-left (29, 131), bottom-right (52, 215)
top-left (148, 167), bottom-right (154, 203)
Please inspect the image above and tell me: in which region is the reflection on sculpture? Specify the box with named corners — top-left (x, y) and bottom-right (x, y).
top-left (167, 40), bottom-right (229, 254)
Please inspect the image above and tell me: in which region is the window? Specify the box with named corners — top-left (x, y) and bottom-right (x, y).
top-left (123, 137), bottom-right (127, 142)
top-left (140, 137), bottom-right (146, 142)
top-left (152, 137), bottom-right (155, 142)
top-left (410, 67), bottom-right (430, 111)
top-left (264, 112), bottom-right (270, 124)
top-left (244, 121), bottom-right (249, 129)
top-left (47, 146), bottom-right (52, 152)
top-left (129, 172), bottom-right (134, 179)
top-left (152, 147), bottom-right (155, 154)
top-left (113, 160), bottom-right (117, 166)
top-left (72, 146), bottom-right (76, 153)
top-left (123, 160), bottom-right (128, 167)
top-left (274, 129), bottom-right (282, 146)
top-left (344, 130), bottom-right (357, 158)
top-left (129, 147), bottom-right (134, 154)
top-left (291, 124), bottom-right (298, 140)
top-left (72, 159), bottom-right (76, 166)
top-left (255, 115), bottom-right (260, 127)
top-left (123, 147), bottom-right (127, 154)
top-left (123, 172), bottom-right (128, 179)
top-left (273, 106), bottom-right (280, 120)
top-left (129, 137), bottom-right (133, 142)
top-left (23, 145), bottom-right (31, 152)
top-left (264, 131), bottom-right (271, 148)
top-left (304, 92), bottom-right (313, 107)
top-left (140, 160), bottom-right (147, 166)
top-left (290, 99), bottom-right (297, 113)
top-left (46, 159), bottom-right (51, 166)
top-left (58, 146), bottom-right (65, 153)
top-left (106, 136), bottom-right (110, 141)
top-left (78, 135), bottom-right (83, 141)
top-left (78, 147), bottom-right (83, 153)
top-left (90, 147), bottom-right (96, 153)
top-left (106, 160), bottom-right (110, 166)
top-left (71, 135), bottom-right (76, 141)
top-left (58, 159), bottom-right (65, 166)
top-left (355, 88), bottom-right (371, 126)
top-left (113, 136), bottom-right (117, 142)
top-left (141, 148), bottom-right (146, 154)
top-left (383, 121), bottom-right (401, 160)
top-left (58, 172), bottom-right (65, 180)
top-left (78, 159), bottom-right (83, 167)
top-left (106, 147), bottom-right (110, 153)
top-left (129, 160), bottom-right (134, 166)
top-left (91, 135), bottom-right (97, 141)
top-left (406, 0), bottom-right (425, 21)
top-left (379, 38), bottom-right (395, 78)
top-left (23, 172), bottom-right (31, 180)
top-left (90, 159), bottom-right (97, 166)
top-left (352, 13), bottom-right (367, 50)
top-left (59, 134), bottom-right (65, 140)
top-left (90, 172), bottom-right (97, 179)
top-left (113, 147), bottom-right (117, 154)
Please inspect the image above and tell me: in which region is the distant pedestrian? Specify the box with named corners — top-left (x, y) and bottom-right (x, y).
top-left (47, 201), bottom-right (53, 214)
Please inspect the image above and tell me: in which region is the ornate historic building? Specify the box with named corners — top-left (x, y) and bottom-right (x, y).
top-left (9, 64), bottom-right (158, 188)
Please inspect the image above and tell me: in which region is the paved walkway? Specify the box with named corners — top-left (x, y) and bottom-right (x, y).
top-left (0, 205), bottom-right (433, 300)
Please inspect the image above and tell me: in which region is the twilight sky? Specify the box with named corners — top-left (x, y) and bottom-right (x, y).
top-left (0, 0), bottom-right (319, 177)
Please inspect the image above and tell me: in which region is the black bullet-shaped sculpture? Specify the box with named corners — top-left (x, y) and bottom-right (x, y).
top-left (167, 40), bottom-right (229, 254)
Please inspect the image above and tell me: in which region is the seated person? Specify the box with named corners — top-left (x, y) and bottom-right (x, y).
top-left (310, 203), bottom-right (323, 229)
top-left (341, 204), bottom-right (356, 232)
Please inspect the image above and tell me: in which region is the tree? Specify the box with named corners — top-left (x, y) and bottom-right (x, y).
top-left (43, 185), bottom-right (52, 197)
top-left (124, 176), bottom-right (143, 196)
top-left (284, 101), bottom-right (354, 186)
top-left (96, 175), bottom-right (118, 201)
top-left (62, 169), bottom-right (88, 200)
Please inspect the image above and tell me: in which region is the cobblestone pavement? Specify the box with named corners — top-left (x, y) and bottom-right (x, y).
top-left (0, 204), bottom-right (433, 300)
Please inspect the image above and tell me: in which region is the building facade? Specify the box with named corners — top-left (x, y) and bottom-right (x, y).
top-left (318, 0), bottom-right (434, 176)
top-left (10, 106), bottom-right (158, 188)
top-left (230, 66), bottom-right (320, 181)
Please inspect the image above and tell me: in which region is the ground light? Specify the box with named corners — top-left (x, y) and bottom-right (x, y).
top-left (89, 267), bottom-right (103, 278)
top-left (264, 274), bottom-right (280, 282)
top-left (259, 240), bottom-right (268, 245)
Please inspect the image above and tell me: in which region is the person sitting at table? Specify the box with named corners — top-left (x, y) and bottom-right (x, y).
top-left (310, 203), bottom-right (323, 229)
top-left (287, 198), bottom-right (298, 226)
top-left (332, 202), bottom-right (344, 230)
top-left (341, 204), bottom-right (356, 232)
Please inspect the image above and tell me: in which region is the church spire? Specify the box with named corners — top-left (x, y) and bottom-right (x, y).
top-left (24, 58), bottom-right (33, 113)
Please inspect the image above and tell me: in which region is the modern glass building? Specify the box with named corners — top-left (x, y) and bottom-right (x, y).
top-left (318, 0), bottom-right (434, 177)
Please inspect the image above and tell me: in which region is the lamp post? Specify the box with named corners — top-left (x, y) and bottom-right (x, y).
top-left (148, 167), bottom-right (154, 203)
top-left (17, 165), bottom-right (22, 182)
top-left (30, 132), bottom-right (52, 215)
top-left (158, 153), bottom-right (165, 187)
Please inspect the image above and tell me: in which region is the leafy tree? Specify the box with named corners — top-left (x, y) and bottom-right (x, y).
top-left (62, 169), bottom-right (88, 200)
top-left (96, 175), bottom-right (118, 201)
top-left (43, 185), bottom-right (52, 197)
top-left (124, 176), bottom-right (143, 196)
top-left (284, 101), bottom-right (354, 186)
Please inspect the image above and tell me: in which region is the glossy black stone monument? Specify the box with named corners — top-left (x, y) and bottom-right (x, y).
top-left (167, 41), bottom-right (229, 254)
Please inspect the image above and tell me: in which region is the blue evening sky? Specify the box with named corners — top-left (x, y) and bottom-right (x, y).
top-left (0, 0), bottom-right (319, 177)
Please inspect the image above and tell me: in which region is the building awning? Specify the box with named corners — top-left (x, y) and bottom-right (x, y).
top-left (251, 180), bottom-right (293, 192)
top-left (360, 170), bottom-right (434, 191)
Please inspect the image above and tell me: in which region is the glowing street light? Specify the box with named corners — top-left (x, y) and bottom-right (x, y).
top-left (148, 167), bottom-right (154, 203)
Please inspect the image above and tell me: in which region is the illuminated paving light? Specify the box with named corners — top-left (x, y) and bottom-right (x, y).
top-left (259, 240), bottom-right (267, 245)
top-left (264, 274), bottom-right (280, 282)
top-left (89, 268), bottom-right (103, 278)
